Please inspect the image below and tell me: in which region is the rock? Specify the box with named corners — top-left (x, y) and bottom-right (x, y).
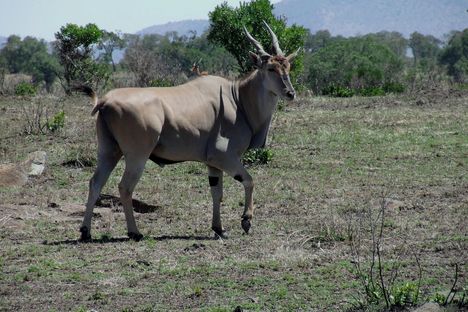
top-left (24, 151), bottom-right (46, 176)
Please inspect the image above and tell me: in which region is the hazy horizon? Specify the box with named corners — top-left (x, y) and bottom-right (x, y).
top-left (0, 0), bottom-right (466, 42)
top-left (0, 0), bottom-right (280, 41)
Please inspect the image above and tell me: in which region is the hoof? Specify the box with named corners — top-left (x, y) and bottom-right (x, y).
top-left (241, 218), bottom-right (251, 234)
top-left (128, 232), bottom-right (143, 241)
top-left (212, 227), bottom-right (228, 239)
top-left (79, 226), bottom-right (91, 242)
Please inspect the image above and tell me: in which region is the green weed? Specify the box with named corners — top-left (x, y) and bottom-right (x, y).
top-left (46, 110), bottom-right (65, 132)
top-left (15, 81), bottom-right (37, 96)
top-left (242, 148), bottom-right (273, 166)
top-left (390, 282), bottom-right (420, 307)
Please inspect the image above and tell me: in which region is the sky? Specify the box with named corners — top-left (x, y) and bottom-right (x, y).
top-left (0, 0), bottom-right (280, 41)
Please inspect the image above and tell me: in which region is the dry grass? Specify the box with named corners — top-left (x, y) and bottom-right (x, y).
top-left (0, 91), bottom-right (466, 311)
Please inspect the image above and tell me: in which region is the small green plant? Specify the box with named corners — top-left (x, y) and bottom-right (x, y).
top-left (435, 264), bottom-right (467, 308)
top-left (27, 265), bottom-right (41, 273)
top-left (431, 287), bottom-right (467, 308)
top-left (99, 232), bottom-right (112, 242)
top-left (454, 82), bottom-right (468, 90)
top-left (89, 289), bottom-right (107, 302)
top-left (390, 282), bottom-right (420, 307)
top-left (20, 98), bottom-right (66, 135)
top-left (191, 285), bottom-right (204, 298)
top-left (323, 85), bottom-right (355, 97)
top-left (46, 110), bottom-right (65, 132)
top-left (242, 148), bottom-right (273, 166)
top-left (431, 292), bottom-right (447, 305)
top-left (272, 285), bottom-right (289, 300)
top-left (145, 237), bottom-right (157, 249)
top-left (348, 197), bottom-right (423, 310)
top-left (15, 82), bottom-right (37, 96)
top-left (68, 272), bottom-right (82, 282)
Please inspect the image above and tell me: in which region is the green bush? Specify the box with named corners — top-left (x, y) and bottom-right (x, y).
top-left (439, 29), bottom-right (468, 83)
top-left (358, 86), bottom-right (385, 96)
top-left (47, 111), bottom-right (65, 132)
top-left (383, 82), bottom-right (405, 93)
top-left (455, 83), bottom-right (468, 90)
top-left (321, 83), bottom-right (404, 98)
top-left (149, 78), bottom-right (173, 87)
top-left (322, 85), bottom-right (355, 97)
top-left (15, 82), bottom-right (37, 96)
top-left (208, 0), bottom-right (307, 80)
top-left (242, 148), bottom-right (273, 166)
top-left (305, 37), bottom-right (404, 95)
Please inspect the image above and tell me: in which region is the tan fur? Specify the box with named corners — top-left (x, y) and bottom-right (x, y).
top-left (78, 22), bottom-right (299, 240)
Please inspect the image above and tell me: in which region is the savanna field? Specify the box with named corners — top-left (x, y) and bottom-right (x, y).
top-left (0, 90), bottom-right (466, 311)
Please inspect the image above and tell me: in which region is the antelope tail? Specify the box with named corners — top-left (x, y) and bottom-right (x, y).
top-left (72, 85), bottom-right (102, 116)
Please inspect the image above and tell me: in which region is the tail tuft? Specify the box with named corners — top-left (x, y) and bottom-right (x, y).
top-left (72, 85), bottom-right (99, 115)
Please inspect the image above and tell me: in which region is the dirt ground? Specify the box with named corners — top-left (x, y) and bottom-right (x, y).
top-left (0, 90), bottom-right (466, 311)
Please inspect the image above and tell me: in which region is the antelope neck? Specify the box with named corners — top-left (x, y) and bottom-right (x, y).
top-left (234, 70), bottom-right (278, 134)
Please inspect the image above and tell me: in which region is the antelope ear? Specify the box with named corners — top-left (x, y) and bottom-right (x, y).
top-left (286, 47), bottom-right (301, 62)
top-left (249, 51), bottom-right (263, 68)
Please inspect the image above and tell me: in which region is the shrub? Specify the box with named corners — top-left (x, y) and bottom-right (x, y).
top-left (383, 82), bottom-right (405, 94)
top-left (439, 29), bottom-right (468, 83)
top-left (242, 148), bottom-right (273, 166)
top-left (358, 86), bottom-right (385, 96)
top-left (390, 282), bottom-right (420, 307)
top-left (305, 37), bottom-right (404, 95)
top-left (15, 81), bottom-right (37, 96)
top-left (321, 83), bottom-right (404, 98)
top-left (46, 111), bottom-right (65, 132)
top-left (430, 292), bottom-right (446, 305)
top-left (348, 198), bottom-right (423, 311)
top-left (322, 85), bottom-right (355, 97)
top-left (54, 23), bottom-right (110, 94)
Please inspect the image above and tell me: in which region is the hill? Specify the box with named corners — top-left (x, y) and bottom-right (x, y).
top-left (274, 0), bottom-right (468, 38)
top-left (136, 0), bottom-right (467, 39)
top-left (0, 36), bottom-right (7, 48)
top-left (137, 19), bottom-right (209, 37)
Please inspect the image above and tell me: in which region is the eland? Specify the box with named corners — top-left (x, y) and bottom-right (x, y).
top-left (77, 21), bottom-right (299, 241)
top-left (191, 58), bottom-right (209, 76)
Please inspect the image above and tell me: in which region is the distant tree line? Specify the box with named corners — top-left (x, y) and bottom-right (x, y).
top-left (303, 29), bottom-right (467, 96)
top-left (0, 0), bottom-right (467, 97)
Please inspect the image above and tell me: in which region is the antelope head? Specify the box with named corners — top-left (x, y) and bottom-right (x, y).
top-left (244, 21), bottom-right (300, 101)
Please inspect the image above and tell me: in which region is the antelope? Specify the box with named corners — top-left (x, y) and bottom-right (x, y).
top-left (77, 21), bottom-right (299, 241)
top-left (191, 58), bottom-right (209, 76)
